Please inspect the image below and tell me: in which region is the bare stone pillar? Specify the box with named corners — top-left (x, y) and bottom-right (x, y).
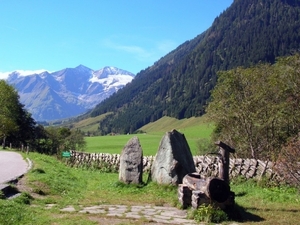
top-left (119, 136), bottom-right (143, 184)
top-left (151, 129), bottom-right (196, 185)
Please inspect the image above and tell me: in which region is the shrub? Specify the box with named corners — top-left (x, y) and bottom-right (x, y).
top-left (190, 204), bottom-right (228, 223)
top-left (275, 133), bottom-right (300, 188)
top-left (196, 138), bottom-right (216, 155)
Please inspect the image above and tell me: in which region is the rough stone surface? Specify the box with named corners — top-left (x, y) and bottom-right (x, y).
top-left (151, 129), bottom-right (196, 185)
top-left (61, 206), bottom-right (76, 212)
top-left (58, 204), bottom-right (198, 225)
top-left (119, 136), bottom-right (143, 184)
top-left (69, 151), bottom-right (279, 182)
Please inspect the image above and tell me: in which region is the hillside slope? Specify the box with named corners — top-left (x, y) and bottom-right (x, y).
top-left (90, 0), bottom-right (300, 134)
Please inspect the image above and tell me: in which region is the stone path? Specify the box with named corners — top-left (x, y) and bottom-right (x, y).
top-left (52, 204), bottom-right (198, 224)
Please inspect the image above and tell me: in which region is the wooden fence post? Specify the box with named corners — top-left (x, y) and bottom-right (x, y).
top-left (215, 141), bottom-right (235, 184)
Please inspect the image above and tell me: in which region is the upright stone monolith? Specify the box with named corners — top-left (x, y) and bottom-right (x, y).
top-left (151, 129), bottom-right (196, 185)
top-left (119, 136), bottom-right (143, 184)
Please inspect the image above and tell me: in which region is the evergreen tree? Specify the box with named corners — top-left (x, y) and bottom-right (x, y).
top-left (0, 80), bottom-right (36, 148)
top-left (89, 0), bottom-right (300, 135)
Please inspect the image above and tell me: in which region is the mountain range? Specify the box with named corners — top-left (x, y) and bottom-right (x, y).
top-left (6, 0), bottom-right (300, 132)
top-left (6, 65), bottom-right (134, 121)
top-left (87, 0), bottom-right (300, 134)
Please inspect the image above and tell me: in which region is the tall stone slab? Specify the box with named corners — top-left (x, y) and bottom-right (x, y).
top-left (119, 136), bottom-right (143, 184)
top-left (151, 129), bottom-right (196, 185)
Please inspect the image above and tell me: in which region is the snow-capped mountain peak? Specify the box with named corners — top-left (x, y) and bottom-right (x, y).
top-left (6, 65), bottom-right (135, 121)
top-left (12, 69), bottom-right (48, 77)
top-left (92, 66), bottom-right (134, 79)
top-left (90, 66), bottom-right (134, 87)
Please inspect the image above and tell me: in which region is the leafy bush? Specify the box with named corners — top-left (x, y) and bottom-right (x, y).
top-left (275, 133), bottom-right (300, 188)
top-left (196, 138), bottom-right (216, 155)
top-left (190, 205), bottom-right (228, 223)
top-left (207, 55), bottom-right (300, 159)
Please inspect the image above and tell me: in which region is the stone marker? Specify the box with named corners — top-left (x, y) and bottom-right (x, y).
top-left (151, 129), bottom-right (196, 185)
top-left (119, 136), bottom-right (143, 184)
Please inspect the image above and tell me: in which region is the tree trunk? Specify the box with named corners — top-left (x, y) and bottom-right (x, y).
top-left (178, 172), bottom-right (235, 209)
top-left (2, 135), bottom-right (6, 149)
top-left (215, 141), bottom-right (235, 184)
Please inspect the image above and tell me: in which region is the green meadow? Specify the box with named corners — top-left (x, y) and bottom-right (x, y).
top-left (84, 116), bottom-right (214, 155)
top-left (2, 116), bottom-right (299, 224)
top-left (1, 152), bottom-right (299, 225)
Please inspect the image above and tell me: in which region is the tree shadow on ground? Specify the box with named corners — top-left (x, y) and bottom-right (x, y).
top-left (226, 203), bottom-right (265, 223)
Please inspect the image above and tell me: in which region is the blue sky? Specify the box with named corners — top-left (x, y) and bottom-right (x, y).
top-left (0, 0), bottom-right (233, 78)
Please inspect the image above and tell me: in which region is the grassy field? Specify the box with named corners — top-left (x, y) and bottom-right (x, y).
top-left (0, 152), bottom-right (179, 225)
top-left (70, 113), bottom-right (113, 133)
top-left (1, 116), bottom-right (298, 224)
top-left (0, 152), bottom-right (299, 225)
top-left (85, 133), bottom-right (163, 156)
top-left (85, 116), bottom-right (214, 155)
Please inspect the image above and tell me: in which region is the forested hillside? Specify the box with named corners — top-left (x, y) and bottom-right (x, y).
top-left (90, 0), bottom-right (300, 134)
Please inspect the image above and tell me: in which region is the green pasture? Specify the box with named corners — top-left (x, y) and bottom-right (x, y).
top-left (85, 116), bottom-right (215, 155)
top-left (69, 113), bottom-right (113, 133)
top-left (85, 133), bottom-right (162, 156)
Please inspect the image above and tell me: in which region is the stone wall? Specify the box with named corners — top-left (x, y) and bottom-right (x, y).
top-left (193, 155), bottom-right (279, 181)
top-left (69, 150), bottom-right (154, 173)
top-left (68, 150), bottom-right (279, 181)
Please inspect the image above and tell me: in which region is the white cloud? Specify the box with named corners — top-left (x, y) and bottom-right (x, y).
top-left (0, 72), bottom-right (11, 80)
top-left (102, 38), bottom-right (177, 63)
top-left (0, 69), bottom-right (48, 80)
top-left (103, 39), bottom-right (152, 61)
top-left (157, 40), bottom-right (177, 53)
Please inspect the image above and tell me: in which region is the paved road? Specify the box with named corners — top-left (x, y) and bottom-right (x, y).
top-left (0, 150), bottom-right (29, 184)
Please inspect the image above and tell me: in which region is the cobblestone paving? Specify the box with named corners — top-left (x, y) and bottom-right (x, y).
top-left (58, 204), bottom-right (198, 224)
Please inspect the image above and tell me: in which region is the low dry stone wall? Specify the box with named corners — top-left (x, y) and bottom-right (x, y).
top-left (193, 155), bottom-right (279, 181)
top-left (69, 151), bottom-right (154, 173)
top-left (68, 151), bottom-right (279, 180)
